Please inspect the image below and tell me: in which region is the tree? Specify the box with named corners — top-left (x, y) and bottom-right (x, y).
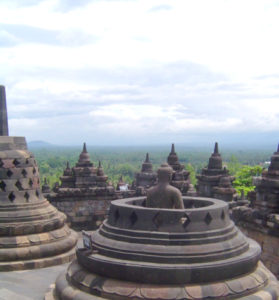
top-left (233, 165), bottom-right (262, 196)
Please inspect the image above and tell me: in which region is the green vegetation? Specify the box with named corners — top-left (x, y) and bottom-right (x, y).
top-left (231, 165), bottom-right (263, 196)
top-left (31, 145), bottom-right (270, 194)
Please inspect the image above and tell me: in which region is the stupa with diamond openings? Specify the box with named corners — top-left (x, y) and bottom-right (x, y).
top-left (47, 163), bottom-right (279, 299)
top-left (0, 85), bottom-right (77, 271)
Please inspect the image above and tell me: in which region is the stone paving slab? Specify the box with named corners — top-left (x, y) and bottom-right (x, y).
top-left (0, 233), bottom-right (83, 300)
top-left (0, 262), bottom-right (69, 300)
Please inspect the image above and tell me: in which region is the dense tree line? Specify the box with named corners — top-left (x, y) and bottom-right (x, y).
top-left (31, 146), bottom-right (271, 195)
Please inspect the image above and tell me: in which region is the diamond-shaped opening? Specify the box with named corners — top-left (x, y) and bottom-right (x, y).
top-left (8, 192), bottom-right (16, 202)
top-left (21, 169), bottom-right (27, 177)
top-left (181, 213), bottom-right (191, 229)
top-left (13, 159), bottom-right (20, 167)
top-left (130, 211), bottom-right (138, 226)
top-left (0, 159), bottom-right (3, 168)
top-left (204, 212), bottom-right (213, 225)
top-left (24, 192), bottom-right (30, 202)
top-left (35, 189), bottom-right (40, 197)
top-left (25, 159), bottom-right (29, 164)
top-left (0, 181), bottom-right (6, 191)
top-left (152, 212), bottom-right (163, 229)
top-left (221, 210), bottom-right (225, 220)
top-left (114, 209), bottom-right (120, 223)
top-left (29, 179), bottom-right (33, 187)
top-left (15, 180), bottom-right (23, 191)
top-left (37, 178), bottom-right (40, 185)
top-left (6, 170), bottom-right (13, 178)
top-left (33, 167), bottom-right (36, 174)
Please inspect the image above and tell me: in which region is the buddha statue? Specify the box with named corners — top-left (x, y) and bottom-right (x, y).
top-left (146, 163), bottom-right (184, 209)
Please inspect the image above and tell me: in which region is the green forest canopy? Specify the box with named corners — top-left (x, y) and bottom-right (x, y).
top-left (31, 145), bottom-right (271, 195)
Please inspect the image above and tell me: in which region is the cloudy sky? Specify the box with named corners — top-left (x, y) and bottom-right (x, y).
top-left (0, 0), bottom-right (279, 146)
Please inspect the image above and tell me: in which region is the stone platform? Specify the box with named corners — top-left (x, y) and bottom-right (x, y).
top-left (0, 262), bottom-right (69, 300)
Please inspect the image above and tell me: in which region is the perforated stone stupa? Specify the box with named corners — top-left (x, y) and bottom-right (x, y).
top-left (0, 85), bottom-right (77, 271)
top-left (47, 162), bottom-right (279, 299)
top-left (167, 144), bottom-right (191, 195)
top-left (196, 142), bottom-right (237, 203)
top-left (49, 143), bottom-right (117, 229)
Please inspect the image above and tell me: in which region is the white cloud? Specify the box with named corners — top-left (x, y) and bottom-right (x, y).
top-left (1, 0), bottom-right (279, 144)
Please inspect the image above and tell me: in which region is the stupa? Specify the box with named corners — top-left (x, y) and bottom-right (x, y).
top-left (49, 144), bottom-right (117, 230)
top-left (196, 142), bottom-right (235, 200)
top-left (134, 153), bottom-right (157, 196)
top-left (233, 144), bottom-right (279, 278)
top-left (212, 175), bottom-right (238, 206)
top-left (47, 163), bottom-right (279, 300)
top-left (42, 177), bottom-right (52, 194)
top-left (167, 143), bottom-right (191, 195)
top-left (0, 85), bottom-right (77, 271)
top-left (253, 144), bottom-right (279, 214)
top-left (116, 175), bottom-right (128, 191)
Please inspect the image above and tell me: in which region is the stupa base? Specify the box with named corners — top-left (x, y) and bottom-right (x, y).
top-left (0, 229), bottom-right (77, 271)
top-left (46, 260), bottom-right (279, 300)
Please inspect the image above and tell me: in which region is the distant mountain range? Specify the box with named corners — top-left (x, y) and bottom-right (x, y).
top-left (27, 131), bottom-right (279, 151)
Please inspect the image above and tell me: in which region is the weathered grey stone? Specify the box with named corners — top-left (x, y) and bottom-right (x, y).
top-left (0, 85), bottom-right (77, 271)
top-left (49, 173), bottom-right (279, 299)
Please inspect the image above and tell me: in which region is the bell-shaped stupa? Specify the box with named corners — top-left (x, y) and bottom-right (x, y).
top-left (47, 160), bottom-right (279, 299)
top-left (196, 142), bottom-right (235, 199)
top-left (49, 143), bottom-right (117, 229)
top-left (134, 153), bottom-right (157, 195)
top-left (167, 143), bottom-right (191, 195)
top-left (0, 85), bottom-right (77, 271)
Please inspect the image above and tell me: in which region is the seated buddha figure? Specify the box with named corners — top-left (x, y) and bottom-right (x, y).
top-left (146, 163), bottom-right (184, 209)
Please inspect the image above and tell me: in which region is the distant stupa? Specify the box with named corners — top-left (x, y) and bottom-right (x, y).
top-left (49, 142), bottom-right (117, 229)
top-left (196, 142), bottom-right (236, 202)
top-left (134, 153), bottom-right (157, 195)
top-left (167, 143), bottom-right (191, 195)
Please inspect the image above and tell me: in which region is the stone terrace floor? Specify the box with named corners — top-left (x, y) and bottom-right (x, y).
top-left (0, 232), bottom-right (83, 300)
top-left (0, 263), bottom-right (69, 300)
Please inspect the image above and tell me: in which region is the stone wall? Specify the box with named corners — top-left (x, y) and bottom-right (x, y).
top-left (51, 198), bottom-right (111, 230)
top-left (237, 222), bottom-right (279, 278)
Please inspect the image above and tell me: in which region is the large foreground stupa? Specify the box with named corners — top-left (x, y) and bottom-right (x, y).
top-left (47, 164), bottom-right (279, 299)
top-left (0, 85), bottom-right (77, 271)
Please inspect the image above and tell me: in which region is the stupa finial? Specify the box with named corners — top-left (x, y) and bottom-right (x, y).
top-left (83, 142), bottom-right (87, 153)
top-left (171, 143), bottom-right (175, 154)
top-left (98, 160), bottom-right (102, 168)
top-left (66, 161), bottom-right (70, 169)
top-left (214, 142), bottom-right (219, 154)
top-left (145, 153), bottom-right (150, 163)
top-left (0, 85), bottom-right (9, 136)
